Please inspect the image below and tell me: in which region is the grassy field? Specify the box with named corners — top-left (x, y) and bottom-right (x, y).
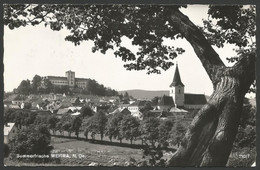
top-left (5, 136), bottom-right (144, 166)
top-left (50, 136), bottom-right (144, 166)
top-left (6, 133), bottom-right (254, 167)
top-left (5, 136), bottom-right (176, 166)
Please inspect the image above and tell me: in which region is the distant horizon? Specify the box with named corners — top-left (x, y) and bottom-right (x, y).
top-left (6, 86), bottom-right (256, 100)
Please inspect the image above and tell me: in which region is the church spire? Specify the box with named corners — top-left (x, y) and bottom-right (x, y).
top-left (169, 64), bottom-right (184, 87)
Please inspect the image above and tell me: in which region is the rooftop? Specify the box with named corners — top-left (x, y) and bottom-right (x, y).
top-left (170, 64), bottom-right (184, 87)
top-left (4, 123), bottom-right (15, 136)
top-left (158, 95), bottom-right (175, 106)
top-left (184, 93), bottom-right (207, 105)
top-left (47, 76), bottom-right (67, 80)
top-left (129, 100), bottom-right (149, 107)
top-left (75, 77), bottom-right (89, 81)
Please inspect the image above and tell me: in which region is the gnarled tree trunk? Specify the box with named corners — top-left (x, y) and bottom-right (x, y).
top-left (166, 8), bottom-right (256, 166)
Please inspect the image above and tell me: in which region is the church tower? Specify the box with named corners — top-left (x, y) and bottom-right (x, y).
top-left (169, 64), bottom-right (185, 107)
top-left (66, 70), bottom-right (75, 87)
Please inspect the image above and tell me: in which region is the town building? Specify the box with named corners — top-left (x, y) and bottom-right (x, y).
top-left (4, 123), bottom-right (17, 144)
top-left (11, 95), bottom-right (26, 105)
top-left (45, 70), bottom-right (89, 88)
top-left (127, 100), bottom-right (151, 119)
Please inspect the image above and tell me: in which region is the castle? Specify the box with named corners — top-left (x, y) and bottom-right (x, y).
top-left (45, 70), bottom-right (89, 89)
top-left (168, 64), bottom-right (207, 109)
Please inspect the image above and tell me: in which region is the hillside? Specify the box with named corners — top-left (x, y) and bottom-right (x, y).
top-left (119, 89), bottom-right (169, 100)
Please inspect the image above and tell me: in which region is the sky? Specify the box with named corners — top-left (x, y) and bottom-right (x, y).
top-left (4, 5), bottom-right (253, 97)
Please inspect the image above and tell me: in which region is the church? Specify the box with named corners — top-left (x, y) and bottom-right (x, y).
top-left (157, 64), bottom-right (207, 112)
top-left (169, 64), bottom-right (207, 110)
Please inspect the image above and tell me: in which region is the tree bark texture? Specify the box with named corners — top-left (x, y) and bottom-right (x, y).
top-left (166, 8), bottom-right (256, 167)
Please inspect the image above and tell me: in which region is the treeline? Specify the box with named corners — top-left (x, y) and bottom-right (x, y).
top-left (74, 79), bottom-right (118, 96)
top-left (14, 75), bottom-right (118, 96)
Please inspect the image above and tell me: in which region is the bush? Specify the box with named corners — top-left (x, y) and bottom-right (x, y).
top-left (10, 124), bottom-right (51, 156)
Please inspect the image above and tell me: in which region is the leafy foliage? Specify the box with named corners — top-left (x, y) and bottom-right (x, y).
top-left (139, 101), bottom-right (153, 113)
top-left (59, 113), bottom-right (73, 136)
top-left (47, 115), bottom-right (59, 134)
top-left (4, 109), bottom-right (37, 127)
top-left (140, 117), bottom-right (160, 146)
top-left (71, 116), bottom-right (82, 138)
top-left (82, 79), bottom-right (118, 96)
top-left (234, 98), bottom-right (256, 149)
top-left (142, 144), bottom-right (166, 166)
top-left (151, 96), bottom-right (160, 106)
top-left (106, 112), bottom-right (124, 142)
top-left (17, 79), bottom-right (31, 95)
top-left (84, 111), bottom-right (108, 141)
top-left (201, 5), bottom-right (256, 71)
top-left (201, 5), bottom-right (256, 93)
top-left (10, 124), bottom-right (51, 155)
top-left (80, 106), bottom-right (93, 118)
top-left (170, 122), bottom-right (186, 147)
top-left (158, 119), bottom-right (174, 148)
top-left (234, 125), bottom-right (255, 149)
top-left (120, 115), bottom-right (140, 144)
top-left (31, 75), bottom-right (42, 93)
top-left (204, 6), bottom-right (255, 48)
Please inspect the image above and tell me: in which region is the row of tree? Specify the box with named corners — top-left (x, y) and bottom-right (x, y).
top-left (52, 108), bottom-right (187, 148)
top-left (4, 106), bottom-right (187, 149)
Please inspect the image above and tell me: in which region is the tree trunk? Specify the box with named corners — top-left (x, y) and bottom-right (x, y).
top-left (200, 97), bottom-right (243, 166)
top-left (85, 131), bottom-right (88, 140)
top-left (101, 133), bottom-right (103, 141)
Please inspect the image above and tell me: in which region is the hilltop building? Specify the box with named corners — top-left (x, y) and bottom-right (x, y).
top-left (45, 70), bottom-right (89, 88)
top-left (169, 64), bottom-right (207, 109)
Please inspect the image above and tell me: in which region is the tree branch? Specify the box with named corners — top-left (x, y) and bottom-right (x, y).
top-left (167, 8), bottom-right (225, 84)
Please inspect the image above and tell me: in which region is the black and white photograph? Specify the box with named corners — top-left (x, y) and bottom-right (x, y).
top-left (3, 3), bottom-right (257, 167)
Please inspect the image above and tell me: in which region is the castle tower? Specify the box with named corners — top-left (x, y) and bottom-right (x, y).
top-left (169, 64), bottom-right (185, 107)
top-left (66, 70), bottom-right (75, 87)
